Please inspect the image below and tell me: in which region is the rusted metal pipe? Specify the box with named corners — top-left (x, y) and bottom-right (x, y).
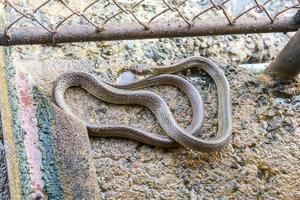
top-left (266, 29), bottom-right (300, 79)
top-left (266, 13), bottom-right (300, 79)
top-left (0, 17), bottom-right (299, 46)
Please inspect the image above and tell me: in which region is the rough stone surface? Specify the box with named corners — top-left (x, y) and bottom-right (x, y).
top-left (4, 37), bottom-right (298, 199)
top-left (1, 0), bottom-right (300, 199)
top-left (0, 141), bottom-right (10, 200)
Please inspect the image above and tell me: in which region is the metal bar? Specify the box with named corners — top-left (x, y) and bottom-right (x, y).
top-left (266, 28), bottom-right (300, 79)
top-left (0, 17), bottom-right (299, 46)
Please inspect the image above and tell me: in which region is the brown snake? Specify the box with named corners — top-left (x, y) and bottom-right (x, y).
top-left (54, 56), bottom-right (232, 152)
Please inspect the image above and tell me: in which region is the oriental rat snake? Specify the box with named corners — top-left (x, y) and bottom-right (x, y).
top-left (54, 56), bottom-right (232, 152)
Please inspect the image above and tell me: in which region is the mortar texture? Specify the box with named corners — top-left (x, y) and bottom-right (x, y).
top-left (4, 36), bottom-right (298, 199)
top-left (1, 0), bottom-right (300, 199)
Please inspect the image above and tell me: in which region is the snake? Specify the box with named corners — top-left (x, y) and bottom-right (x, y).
top-left (54, 56), bottom-right (232, 152)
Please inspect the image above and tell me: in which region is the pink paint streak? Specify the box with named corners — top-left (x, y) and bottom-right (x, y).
top-left (16, 69), bottom-right (46, 199)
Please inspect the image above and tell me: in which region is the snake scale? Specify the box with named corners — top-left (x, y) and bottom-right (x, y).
top-left (54, 56), bottom-right (232, 152)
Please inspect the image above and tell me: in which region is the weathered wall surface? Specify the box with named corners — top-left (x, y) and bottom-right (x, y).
top-left (0, 143), bottom-right (10, 200)
top-left (4, 35), bottom-right (297, 199)
top-left (1, 0), bottom-right (299, 199)
top-left (0, 4), bottom-right (10, 199)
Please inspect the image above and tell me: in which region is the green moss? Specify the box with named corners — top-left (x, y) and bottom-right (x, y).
top-left (32, 86), bottom-right (65, 200)
top-left (4, 47), bottom-right (33, 199)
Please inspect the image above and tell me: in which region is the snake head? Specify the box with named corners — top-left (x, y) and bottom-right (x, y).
top-left (128, 64), bottom-right (154, 75)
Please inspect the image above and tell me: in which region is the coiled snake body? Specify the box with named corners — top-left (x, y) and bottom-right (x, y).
top-left (54, 56), bottom-right (232, 152)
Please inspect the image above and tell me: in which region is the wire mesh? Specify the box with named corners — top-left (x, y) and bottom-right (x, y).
top-left (1, 0), bottom-right (300, 44)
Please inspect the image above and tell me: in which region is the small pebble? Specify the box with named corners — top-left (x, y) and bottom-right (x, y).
top-left (116, 71), bottom-right (137, 85)
top-left (266, 110), bottom-right (275, 117)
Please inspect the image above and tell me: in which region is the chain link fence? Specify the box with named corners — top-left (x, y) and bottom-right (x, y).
top-left (1, 0), bottom-right (300, 45)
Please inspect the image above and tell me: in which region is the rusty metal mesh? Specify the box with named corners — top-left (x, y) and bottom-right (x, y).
top-left (2, 0), bottom-right (300, 40)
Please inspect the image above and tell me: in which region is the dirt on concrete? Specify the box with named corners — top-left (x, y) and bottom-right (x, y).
top-left (0, 33), bottom-right (296, 199)
top-left (1, 0), bottom-right (299, 199)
